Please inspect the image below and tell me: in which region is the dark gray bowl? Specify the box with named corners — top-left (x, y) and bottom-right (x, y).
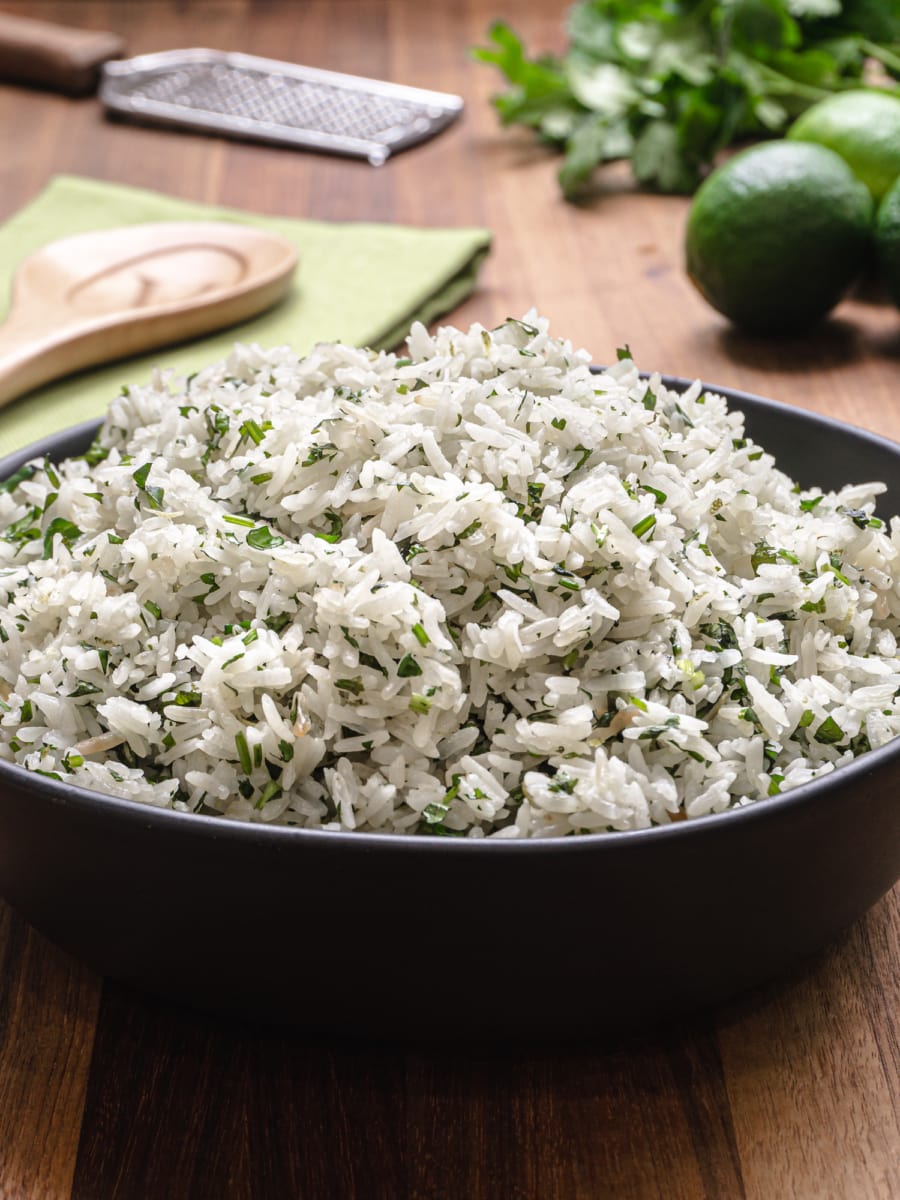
top-left (0, 379), bottom-right (898, 1038)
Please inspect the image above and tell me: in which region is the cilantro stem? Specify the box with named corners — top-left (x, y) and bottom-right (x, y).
top-left (860, 39), bottom-right (900, 74)
top-left (235, 732), bottom-right (252, 774)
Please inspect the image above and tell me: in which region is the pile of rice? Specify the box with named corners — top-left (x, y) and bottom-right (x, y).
top-left (0, 314), bottom-right (898, 836)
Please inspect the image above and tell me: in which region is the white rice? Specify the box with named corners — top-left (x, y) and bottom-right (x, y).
top-left (0, 313), bottom-right (898, 837)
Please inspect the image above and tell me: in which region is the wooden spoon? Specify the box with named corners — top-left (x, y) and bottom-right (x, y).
top-left (0, 221), bottom-right (298, 408)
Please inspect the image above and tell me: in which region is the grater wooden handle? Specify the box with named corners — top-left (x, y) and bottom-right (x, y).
top-left (0, 11), bottom-right (124, 95)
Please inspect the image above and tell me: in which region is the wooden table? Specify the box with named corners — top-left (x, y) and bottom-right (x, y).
top-left (0, 3), bottom-right (897, 1197)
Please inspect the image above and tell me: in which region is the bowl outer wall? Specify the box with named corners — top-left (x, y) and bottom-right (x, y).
top-left (0, 382), bottom-right (897, 1036)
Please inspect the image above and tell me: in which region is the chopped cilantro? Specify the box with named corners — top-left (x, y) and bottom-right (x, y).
top-left (814, 716), bottom-right (844, 745)
top-left (246, 526), bottom-right (285, 551)
top-left (336, 678), bottom-right (364, 695)
top-left (42, 517), bottom-right (82, 560)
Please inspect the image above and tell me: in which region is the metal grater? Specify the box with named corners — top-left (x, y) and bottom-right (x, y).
top-left (100, 49), bottom-right (464, 165)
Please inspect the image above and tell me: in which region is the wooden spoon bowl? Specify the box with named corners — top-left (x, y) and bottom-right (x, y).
top-left (0, 221), bottom-right (298, 407)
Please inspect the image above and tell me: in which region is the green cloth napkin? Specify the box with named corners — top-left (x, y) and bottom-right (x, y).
top-left (0, 175), bottom-right (491, 457)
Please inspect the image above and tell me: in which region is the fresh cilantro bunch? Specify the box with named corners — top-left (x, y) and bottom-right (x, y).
top-left (474, 0), bottom-right (900, 198)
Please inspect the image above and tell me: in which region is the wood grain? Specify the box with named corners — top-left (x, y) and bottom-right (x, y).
top-left (0, 908), bottom-right (99, 1200)
top-left (720, 899), bottom-right (900, 1200)
top-left (0, 2), bottom-right (897, 1198)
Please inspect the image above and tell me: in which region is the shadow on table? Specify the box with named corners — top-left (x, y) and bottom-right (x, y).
top-left (713, 303), bottom-right (900, 374)
top-left (718, 316), bottom-right (861, 372)
top-left (60, 894), bottom-right (897, 1200)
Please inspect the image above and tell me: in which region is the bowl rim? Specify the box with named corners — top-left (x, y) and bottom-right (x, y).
top-left (1, 377), bottom-right (898, 854)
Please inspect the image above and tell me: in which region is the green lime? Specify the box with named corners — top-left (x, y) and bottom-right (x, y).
top-left (788, 90), bottom-right (900, 203)
top-left (685, 141), bottom-right (873, 334)
top-left (876, 176), bottom-right (900, 307)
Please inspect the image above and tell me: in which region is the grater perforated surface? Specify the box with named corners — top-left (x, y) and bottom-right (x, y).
top-left (101, 49), bottom-right (464, 165)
